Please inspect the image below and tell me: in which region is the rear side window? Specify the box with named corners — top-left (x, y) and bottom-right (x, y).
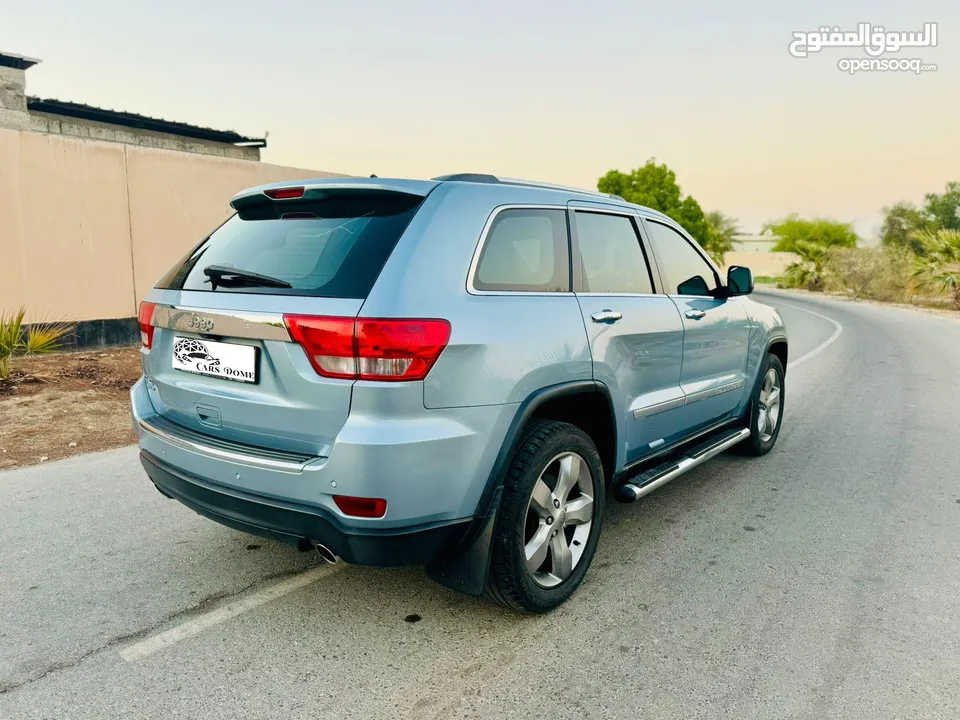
top-left (574, 211), bottom-right (654, 294)
top-left (156, 191), bottom-right (423, 298)
top-left (473, 208), bottom-right (570, 292)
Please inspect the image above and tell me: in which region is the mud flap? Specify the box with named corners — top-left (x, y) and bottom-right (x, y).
top-left (425, 487), bottom-right (502, 597)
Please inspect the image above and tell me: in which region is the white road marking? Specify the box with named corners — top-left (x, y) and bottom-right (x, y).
top-left (119, 563), bottom-right (341, 662)
top-left (775, 301), bottom-right (844, 369)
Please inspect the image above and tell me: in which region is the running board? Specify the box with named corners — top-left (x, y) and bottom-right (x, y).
top-left (613, 427), bottom-right (750, 503)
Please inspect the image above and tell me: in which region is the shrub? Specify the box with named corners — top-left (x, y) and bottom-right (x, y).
top-left (780, 240), bottom-right (828, 291)
top-left (824, 246), bottom-right (913, 302)
top-left (911, 229), bottom-right (960, 310)
top-left (0, 307), bottom-right (26, 380)
top-left (0, 307), bottom-right (76, 380)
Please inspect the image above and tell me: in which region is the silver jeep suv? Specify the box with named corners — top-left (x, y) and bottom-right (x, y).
top-left (131, 173), bottom-right (787, 612)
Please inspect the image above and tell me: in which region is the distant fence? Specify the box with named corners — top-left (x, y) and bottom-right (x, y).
top-left (0, 127), bottom-right (347, 325)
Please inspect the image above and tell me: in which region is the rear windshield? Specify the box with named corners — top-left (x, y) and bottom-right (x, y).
top-left (156, 191), bottom-right (423, 298)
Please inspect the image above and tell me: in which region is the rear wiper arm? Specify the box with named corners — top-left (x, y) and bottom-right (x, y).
top-left (202, 265), bottom-right (292, 289)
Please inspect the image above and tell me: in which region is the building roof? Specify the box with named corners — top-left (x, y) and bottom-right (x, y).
top-left (25, 97), bottom-right (267, 148)
top-left (0, 51), bottom-right (42, 70)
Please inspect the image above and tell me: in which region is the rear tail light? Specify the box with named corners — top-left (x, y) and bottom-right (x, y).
top-left (333, 495), bottom-right (387, 518)
top-left (138, 301), bottom-right (157, 349)
top-left (264, 186), bottom-right (305, 200)
top-left (283, 315), bottom-right (450, 382)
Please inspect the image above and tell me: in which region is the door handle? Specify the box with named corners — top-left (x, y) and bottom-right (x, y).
top-left (685, 310), bottom-right (707, 320)
top-left (591, 310), bottom-right (622, 323)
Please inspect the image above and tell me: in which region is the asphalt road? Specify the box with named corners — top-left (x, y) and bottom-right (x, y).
top-left (2, 291), bottom-right (959, 720)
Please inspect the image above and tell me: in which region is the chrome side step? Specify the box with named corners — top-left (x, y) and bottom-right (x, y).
top-left (614, 427), bottom-right (750, 503)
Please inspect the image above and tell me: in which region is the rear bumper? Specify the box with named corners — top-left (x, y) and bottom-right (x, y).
top-left (141, 450), bottom-right (470, 566)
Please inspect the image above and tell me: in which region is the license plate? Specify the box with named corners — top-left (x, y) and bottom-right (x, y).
top-left (171, 337), bottom-right (259, 384)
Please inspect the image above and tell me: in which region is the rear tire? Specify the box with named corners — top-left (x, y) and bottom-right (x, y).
top-left (736, 352), bottom-right (785, 456)
top-left (485, 420), bottom-right (605, 613)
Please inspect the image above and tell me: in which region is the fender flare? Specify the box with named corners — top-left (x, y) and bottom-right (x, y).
top-left (426, 380), bottom-right (617, 596)
top-left (741, 335), bottom-right (789, 421)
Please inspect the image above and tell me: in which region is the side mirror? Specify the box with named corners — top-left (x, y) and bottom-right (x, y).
top-left (676, 275), bottom-right (711, 296)
top-left (726, 266), bottom-right (754, 296)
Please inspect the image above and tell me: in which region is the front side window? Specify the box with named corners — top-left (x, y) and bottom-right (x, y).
top-left (645, 220), bottom-right (719, 296)
top-left (574, 211), bottom-right (654, 294)
top-left (473, 208), bottom-right (570, 292)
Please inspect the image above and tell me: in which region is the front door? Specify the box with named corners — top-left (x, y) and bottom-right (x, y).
top-left (569, 206), bottom-right (687, 467)
top-left (642, 218), bottom-right (752, 430)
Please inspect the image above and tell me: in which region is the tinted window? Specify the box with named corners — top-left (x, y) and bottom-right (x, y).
top-left (645, 220), bottom-right (718, 295)
top-left (473, 208), bottom-right (569, 292)
top-left (156, 191), bottom-right (422, 298)
top-left (574, 212), bottom-right (654, 294)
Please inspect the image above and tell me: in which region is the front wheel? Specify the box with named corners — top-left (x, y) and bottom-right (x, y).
top-left (485, 420), bottom-right (605, 613)
top-left (737, 352), bottom-right (785, 456)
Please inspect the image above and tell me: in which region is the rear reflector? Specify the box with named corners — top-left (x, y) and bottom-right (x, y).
top-left (283, 315), bottom-right (450, 382)
top-left (264, 186), bottom-right (305, 200)
top-left (138, 301), bottom-right (157, 349)
top-left (334, 495), bottom-right (387, 518)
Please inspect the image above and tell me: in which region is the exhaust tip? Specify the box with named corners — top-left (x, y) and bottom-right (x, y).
top-left (314, 543), bottom-right (339, 564)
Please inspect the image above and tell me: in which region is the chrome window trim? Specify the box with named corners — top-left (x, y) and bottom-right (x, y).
top-left (151, 305), bottom-right (291, 342)
top-left (466, 204), bottom-right (574, 296)
top-left (575, 293), bottom-right (662, 299)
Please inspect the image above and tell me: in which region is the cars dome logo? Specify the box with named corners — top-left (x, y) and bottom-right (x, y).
top-left (173, 338), bottom-right (220, 367)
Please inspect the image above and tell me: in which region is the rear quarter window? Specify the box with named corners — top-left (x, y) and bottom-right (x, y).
top-left (156, 191), bottom-right (423, 298)
top-left (472, 208), bottom-right (570, 292)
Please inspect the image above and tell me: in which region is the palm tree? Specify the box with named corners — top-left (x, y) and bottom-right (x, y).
top-left (911, 229), bottom-right (960, 309)
top-left (704, 211), bottom-right (738, 266)
top-left (782, 240), bottom-right (829, 291)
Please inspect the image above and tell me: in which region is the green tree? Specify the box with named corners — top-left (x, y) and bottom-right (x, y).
top-left (922, 181), bottom-right (960, 232)
top-left (763, 214), bottom-right (859, 253)
top-left (880, 182), bottom-right (960, 255)
top-left (704, 211), bottom-right (738, 265)
top-left (911, 228), bottom-right (960, 309)
top-left (598, 159), bottom-right (711, 248)
top-left (880, 202), bottom-right (931, 255)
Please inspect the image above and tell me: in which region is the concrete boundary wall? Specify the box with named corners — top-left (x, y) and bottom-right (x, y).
top-left (722, 251), bottom-right (799, 278)
top-left (0, 127), bottom-right (348, 323)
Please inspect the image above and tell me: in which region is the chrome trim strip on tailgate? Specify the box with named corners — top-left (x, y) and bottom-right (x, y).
top-left (151, 305), bottom-right (291, 342)
top-left (137, 415), bottom-right (319, 473)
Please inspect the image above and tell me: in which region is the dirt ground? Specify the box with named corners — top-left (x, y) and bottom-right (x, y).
top-left (0, 348), bottom-right (142, 471)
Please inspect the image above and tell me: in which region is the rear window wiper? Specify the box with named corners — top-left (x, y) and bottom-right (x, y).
top-left (202, 265), bottom-right (293, 290)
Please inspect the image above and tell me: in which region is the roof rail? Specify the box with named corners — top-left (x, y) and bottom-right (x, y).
top-left (432, 173), bottom-right (624, 201)
top-left (497, 176), bottom-right (623, 201)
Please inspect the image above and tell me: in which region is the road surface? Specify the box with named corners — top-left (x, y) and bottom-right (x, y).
top-left (1, 291), bottom-right (959, 719)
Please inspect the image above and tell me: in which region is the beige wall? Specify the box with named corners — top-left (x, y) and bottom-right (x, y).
top-left (0, 127), bottom-right (348, 323)
top-left (722, 251), bottom-right (799, 277)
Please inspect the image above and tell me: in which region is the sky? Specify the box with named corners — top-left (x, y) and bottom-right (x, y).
top-left (4, 0), bottom-right (956, 239)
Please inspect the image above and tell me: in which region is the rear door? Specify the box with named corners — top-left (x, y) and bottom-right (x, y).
top-left (642, 218), bottom-right (752, 429)
top-left (569, 205), bottom-right (687, 465)
top-left (141, 187), bottom-right (426, 456)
